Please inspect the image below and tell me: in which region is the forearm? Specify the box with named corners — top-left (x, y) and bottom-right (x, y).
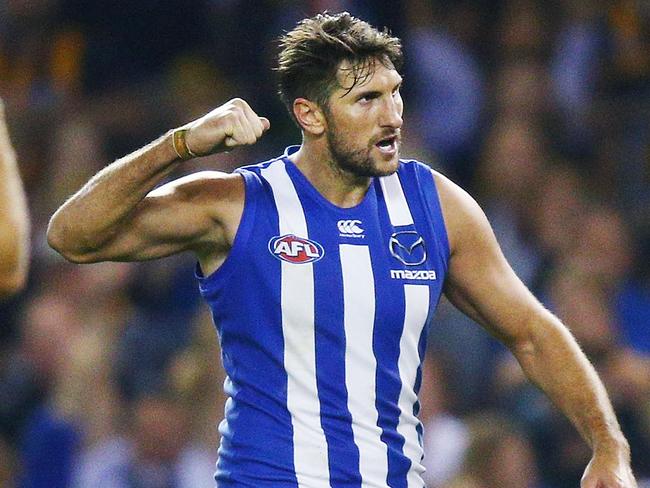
top-left (47, 130), bottom-right (181, 259)
top-left (513, 309), bottom-right (629, 456)
top-left (0, 107), bottom-right (30, 296)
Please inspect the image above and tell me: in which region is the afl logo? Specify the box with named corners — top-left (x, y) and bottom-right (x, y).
top-left (268, 234), bottom-right (325, 264)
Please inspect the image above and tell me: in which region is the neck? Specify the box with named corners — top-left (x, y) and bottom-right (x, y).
top-left (288, 140), bottom-right (371, 208)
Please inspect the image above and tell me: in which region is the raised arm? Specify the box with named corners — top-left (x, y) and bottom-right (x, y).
top-left (47, 98), bottom-right (269, 269)
top-left (434, 171), bottom-right (637, 488)
top-left (0, 100), bottom-right (30, 297)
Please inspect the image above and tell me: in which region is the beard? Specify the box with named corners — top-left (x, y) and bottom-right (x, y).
top-left (325, 122), bottom-right (399, 178)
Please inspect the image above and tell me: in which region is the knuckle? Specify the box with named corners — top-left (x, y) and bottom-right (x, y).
top-left (219, 109), bottom-right (236, 122)
top-left (227, 110), bottom-right (242, 122)
top-left (230, 97), bottom-right (248, 110)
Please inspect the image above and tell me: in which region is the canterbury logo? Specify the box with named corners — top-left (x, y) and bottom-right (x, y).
top-left (337, 219), bottom-right (364, 235)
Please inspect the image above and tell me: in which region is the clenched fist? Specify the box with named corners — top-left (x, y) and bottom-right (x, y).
top-left (184, 98), bottom-right (270, 156)
top-left (581, 446), bottom-right (638, 488)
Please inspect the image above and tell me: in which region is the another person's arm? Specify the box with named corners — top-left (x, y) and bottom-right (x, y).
top-left (0, 100), bottom-right (30, 297)
top-left (435, 171), bottom-right (637, 488)
top-left (47, 98), bottom-right (269, 267)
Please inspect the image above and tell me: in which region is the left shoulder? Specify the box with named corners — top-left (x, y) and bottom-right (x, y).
top-left (428, 169), bottom-right (493, 257)
top-left (392, 160), bottom-right (493, 255)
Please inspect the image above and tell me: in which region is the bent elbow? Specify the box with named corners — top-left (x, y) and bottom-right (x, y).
top-left (46, 218), bottom-right (94, 264)
top-left (53, 248), bottom-right (96, 264)
top-left (46, 217), bottom-right (70, 256)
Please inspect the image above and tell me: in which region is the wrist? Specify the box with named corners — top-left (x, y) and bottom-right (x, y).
top-left (593, 433), bottom-right (630, 459)
top-left (171, 127), bottom-right (199, 160)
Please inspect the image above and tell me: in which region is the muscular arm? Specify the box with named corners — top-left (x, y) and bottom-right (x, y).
top-left (0, 101), bottom-right (30, 297)
top-left (47, 98), bottom-right (269, 268)
top-left (48, 132), bottom-right (185, 262)
top-left (434, 171), bottom-right (636, 487)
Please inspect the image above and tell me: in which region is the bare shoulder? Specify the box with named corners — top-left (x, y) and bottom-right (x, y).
top-left (429, 170), bottom-right (535, 342)
top-left (147, 170), bottom-right (244, 220)
top-left (148, 170), bottom-right (244, 201)
top-left (430, 170), bottom-right (491, 255)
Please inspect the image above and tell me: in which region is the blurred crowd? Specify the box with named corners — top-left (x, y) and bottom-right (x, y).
top-left (0, 0), bottom-right (649, 487)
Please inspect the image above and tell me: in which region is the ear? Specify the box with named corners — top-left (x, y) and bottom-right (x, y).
top-left (292, 98), bottom-right (326, 136)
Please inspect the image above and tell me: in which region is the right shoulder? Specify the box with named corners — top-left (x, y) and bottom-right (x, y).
top-left (148, 171), bottom-right (245, 203)
top-left (149, 170), bottom-right (243, 200)
top-left (147, 170), bottom-right (245, 223)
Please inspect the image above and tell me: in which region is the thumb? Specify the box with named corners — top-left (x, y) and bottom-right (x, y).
top-left (260, 117), bottom-right (271, 132)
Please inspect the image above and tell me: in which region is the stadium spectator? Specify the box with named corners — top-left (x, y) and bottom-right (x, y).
top-left (0, 2), bottom-right (648, 486)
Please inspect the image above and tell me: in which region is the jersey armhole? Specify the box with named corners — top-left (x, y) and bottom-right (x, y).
top-left (415, 163), bottom-right (451, 267)
top-left (195, 169), bottom-right (259, 295)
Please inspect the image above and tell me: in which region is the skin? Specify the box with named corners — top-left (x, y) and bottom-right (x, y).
top-left (48, 59), bottom-right (637, 488)
top-left (289, 59), bottom-right (403, 205)
top-left (0, 99), bottom-right (30, 298)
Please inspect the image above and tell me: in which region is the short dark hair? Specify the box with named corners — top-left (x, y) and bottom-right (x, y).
top-left (276, 12), bottom-right (402, 120)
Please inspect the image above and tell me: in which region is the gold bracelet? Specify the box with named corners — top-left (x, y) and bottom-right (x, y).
top-left (172, 128), bottom-right (199, 160)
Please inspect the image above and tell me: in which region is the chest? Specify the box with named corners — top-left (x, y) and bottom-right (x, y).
top-left (251, 188), bottom-right (446, 321)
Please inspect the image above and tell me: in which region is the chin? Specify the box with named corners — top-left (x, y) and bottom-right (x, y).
top-left (333, 147), bottom-right (400, 178)
top-left (372, 154), bottom-right (400, 177)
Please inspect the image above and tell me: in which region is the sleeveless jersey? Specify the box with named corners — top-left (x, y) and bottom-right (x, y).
top-left (196, 146), bottom-right (450, 488)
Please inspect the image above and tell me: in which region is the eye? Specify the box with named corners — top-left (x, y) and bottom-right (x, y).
top-left (357, 92), bottom-right (380, 103)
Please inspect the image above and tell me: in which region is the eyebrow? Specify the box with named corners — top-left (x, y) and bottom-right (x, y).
top-left (355, 90), bottom-right (381, 100)
top-left (348, 79), bottom-right (403, 100)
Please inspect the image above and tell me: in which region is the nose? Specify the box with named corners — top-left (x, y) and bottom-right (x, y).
top-left (380, 95), bottom-right (403, 129)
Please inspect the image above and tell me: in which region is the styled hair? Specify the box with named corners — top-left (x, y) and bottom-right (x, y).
top-left (276, 12), bottom-right (402, 121)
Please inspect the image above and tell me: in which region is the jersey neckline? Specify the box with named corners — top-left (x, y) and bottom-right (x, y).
top-left (281, 145), bottom-right (380, 215)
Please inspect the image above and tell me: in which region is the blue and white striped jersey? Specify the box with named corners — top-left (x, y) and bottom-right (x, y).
top-left (196, 146), bottom-right (450, 488)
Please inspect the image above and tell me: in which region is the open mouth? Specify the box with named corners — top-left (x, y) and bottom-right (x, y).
top-left (375, 135), bottom-right (398, 154)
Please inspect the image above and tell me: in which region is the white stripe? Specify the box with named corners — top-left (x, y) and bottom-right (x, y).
top-left (397, 285), bottom-right (430, 486)
top-left (261, 161), bottom-right (331, 488)
top-left (380, 172), bottom-right (413, 226)
top-left (340, 244), bottom-right (388, 487)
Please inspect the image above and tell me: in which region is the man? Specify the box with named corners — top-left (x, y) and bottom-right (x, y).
top-left (48, 12), bottom-right (636, 488)
top-left (0, 98), bottom-right (30, 298)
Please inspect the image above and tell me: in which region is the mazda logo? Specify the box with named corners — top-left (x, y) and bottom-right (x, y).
top-left (389, 231), bottom-right (426, 266)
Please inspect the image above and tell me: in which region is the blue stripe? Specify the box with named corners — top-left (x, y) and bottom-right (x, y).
top-left (294, 170), bottom-right (362, 486)
top-left (203, 164), bottom-right (299, 487)
top-left (408, 161), bottom-right (451, 272)
top-left (373, 177), bottom-right (411, 488)
top-left (376, 292), bottom-right (410, 488)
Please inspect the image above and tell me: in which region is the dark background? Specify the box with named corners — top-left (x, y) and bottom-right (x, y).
top-left (0, 1), bottom-right (649, 487)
